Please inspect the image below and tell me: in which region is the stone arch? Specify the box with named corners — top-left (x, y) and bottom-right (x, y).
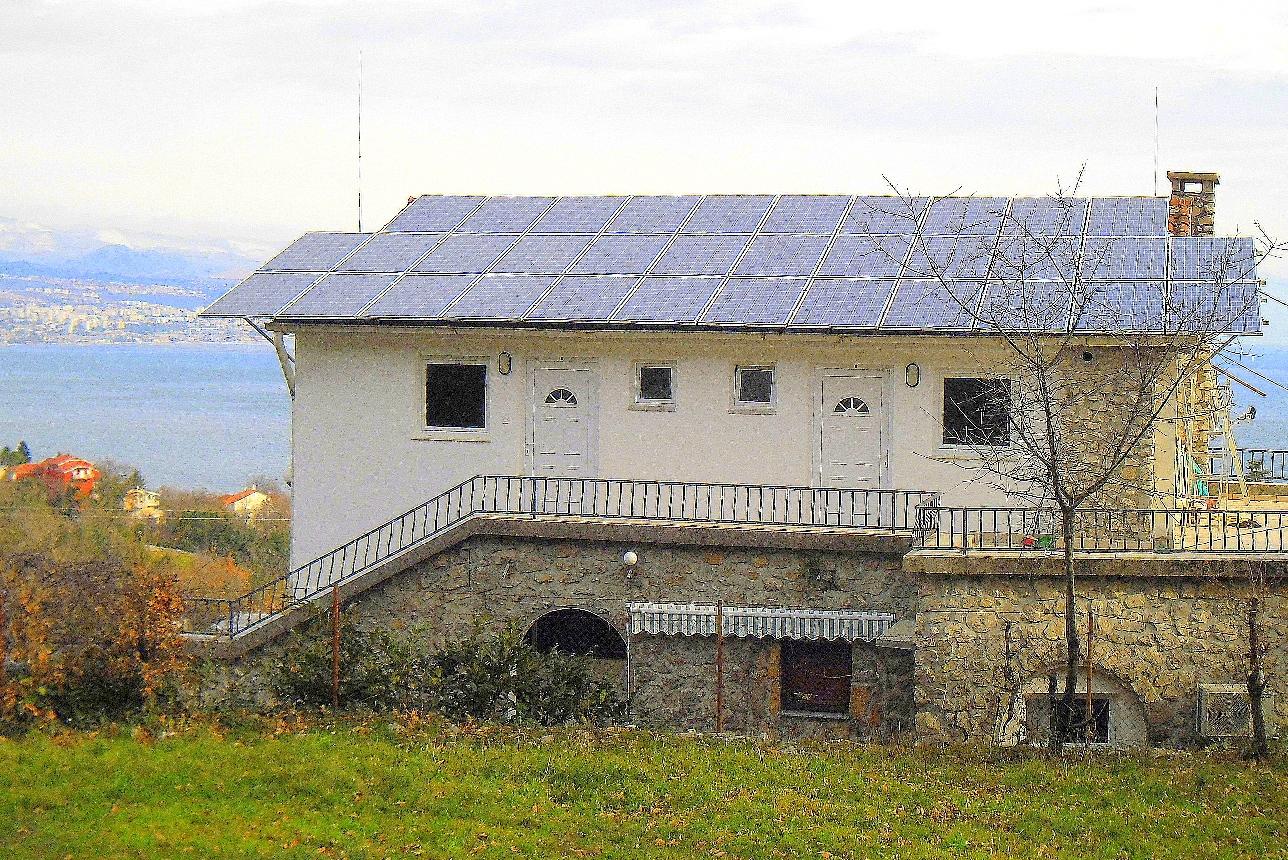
top-left (1014, 664), bottom-right (1149, 748)
top-left (523, 607), bottom-right (627, 660)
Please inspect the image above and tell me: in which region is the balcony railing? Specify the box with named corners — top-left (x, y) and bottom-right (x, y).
top-left (1209, 449), bottom-right (1288, 484)
top-left (917, 506), bottom-right (1288, 553)
top-left (181, 476), bottom-right (940, 639)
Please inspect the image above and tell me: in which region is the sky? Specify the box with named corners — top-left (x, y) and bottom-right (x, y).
top-left (2, 0), bottom-right (1286, 309)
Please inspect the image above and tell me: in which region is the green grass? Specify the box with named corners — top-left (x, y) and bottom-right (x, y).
top-left (1, 718), bottom-right (1284, 859)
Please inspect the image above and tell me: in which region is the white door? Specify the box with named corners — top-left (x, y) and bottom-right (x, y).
top-left (532, 366), bottom-right (595, 479)
top-left (818, 372), bottom-right (885, 489)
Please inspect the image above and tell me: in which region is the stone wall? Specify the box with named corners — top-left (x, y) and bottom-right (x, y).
top-left (208, 533), bottom-right (917, 739)
top-left (913, 559), bottom-right (1287, 747)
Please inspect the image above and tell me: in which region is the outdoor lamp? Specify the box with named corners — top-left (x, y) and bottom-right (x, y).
top-left (498, 352), bottom-right (513, 375)
top-left (622, 550), bottom-right (639, 566)
top-left (904, 363), bottom-right (920, 388)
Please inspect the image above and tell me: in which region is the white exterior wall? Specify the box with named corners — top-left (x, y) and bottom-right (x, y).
top-left (288, 325), bottom-right (1018, 567)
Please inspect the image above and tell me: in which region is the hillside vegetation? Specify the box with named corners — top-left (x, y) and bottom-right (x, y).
top-left (1, 719), bottom-right (1284, 859)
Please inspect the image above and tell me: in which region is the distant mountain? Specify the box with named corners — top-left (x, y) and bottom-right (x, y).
top-left (0, 216), bottom-right (261, 291)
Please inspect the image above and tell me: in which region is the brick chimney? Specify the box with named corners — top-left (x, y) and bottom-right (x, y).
top-left (1166, 170), bottom-right (1219, 236)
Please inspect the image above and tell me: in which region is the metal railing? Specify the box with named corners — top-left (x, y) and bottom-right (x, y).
top-left (1209, 449), bottom-right (1288, 484)
top-left (917, 506), bottom-right (1288, 553)
top-left (181, 476), bottom-right (940, 639)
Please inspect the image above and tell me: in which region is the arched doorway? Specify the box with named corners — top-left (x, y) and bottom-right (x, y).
top-left (524, 608), bottom-right (627, 659)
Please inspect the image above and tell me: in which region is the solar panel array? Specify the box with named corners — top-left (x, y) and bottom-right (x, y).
top-left (202, 195), bottom-right (1261, 334)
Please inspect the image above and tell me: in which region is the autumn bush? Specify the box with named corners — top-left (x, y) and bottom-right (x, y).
top-left (0, 481), bottom-right (188, 728)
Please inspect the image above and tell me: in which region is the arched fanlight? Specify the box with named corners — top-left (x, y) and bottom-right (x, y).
top-left (545, 388), bottom-right (578, 406)
top-left (833, 396), bottom-right (870, 415)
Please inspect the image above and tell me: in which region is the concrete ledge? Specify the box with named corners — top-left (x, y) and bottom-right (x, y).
top-left (905, 548), bottom-right (1288, 579)
top-left (186, 514), bottom-right (915, 659)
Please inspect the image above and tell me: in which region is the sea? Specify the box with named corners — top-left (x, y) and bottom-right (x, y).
top-left (1, 341), bottom-right (1287, 493)
top-left (0, 344), bottom-right (290, 492)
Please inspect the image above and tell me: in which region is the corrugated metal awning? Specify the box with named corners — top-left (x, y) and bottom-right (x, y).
top-left (627, 602), bottom-right (894, 642)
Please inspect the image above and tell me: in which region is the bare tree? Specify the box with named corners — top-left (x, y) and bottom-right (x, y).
top-left (874, 172), bottom-right (1282, 751)
top-left (1246, 561), bottom-right (1271, 760)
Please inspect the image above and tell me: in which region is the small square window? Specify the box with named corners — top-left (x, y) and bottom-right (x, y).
top-left (638, 365), bottom-right (674, 402)
top-left (735, 365), bottom-right (774, 406)
top-left (425, 362), bottom-right (486, 429)
top-left (942, 377), bottom-right (1011, 446)
top-left (781, 640), bottom-right (852, 715)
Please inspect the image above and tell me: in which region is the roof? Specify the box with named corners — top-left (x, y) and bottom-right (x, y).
top-left (221, 488), bottom-right (267, 506)
top-left (202, 194), bottom-right (1261, 335)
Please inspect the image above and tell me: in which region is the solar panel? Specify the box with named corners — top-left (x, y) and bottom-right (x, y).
top-left (279, 273), bottom-right (398, 318)
top-left (605, 196), bottom-right (700, 233)
top-left (613, 276), bottom-right (722, 323)
top-left (1005, 198), bottom-right (1089, 236)
top-left (532, 197), bottom-right (625, 233)
top-left (1086, 198), bottom-right (1168, 236)
top-left (201, 272), bottom-right (321, 317)
top-left (337, 233), bottom-right (444, 272)
top-left (457, 197), bottom-right (556, 233)
top-left (1170, 237), bottom-right (1257, 282)
top-left (819, 235), bottom-right (911, 278)
top-left (262, 233), bottom-right (369, 271)
top-left (525, 275), bottom-right (639, 321)
top-left (991, 234), bottom-right (1080, 281)
top-left (700, 278), bottom-right (806, 326)
top-left (570, 234), bottom-right (670, 275)
top-left (363, 274), bottom-right (476, 318)
top-left (760, 196), bottom-right (849, 233)
top-left (1169, 281), bottom-right (1261, 334)
top-left (976, 280), bottom-right (1075, 332)
top-left (491, 235), bottom-right (594, 273)
top-left (904, 236), bottom-right (993, 279)
top-left (842, 196), bottom-right (926, 234)
top-left (652, 235), bottom-right (753, 275)
top-left (1080, 238), bottom-right (1167, 279)
top-left (683, 195), bottom-right (774, 233)
top-left (922, 198), bottom-right (1007, 236)
top-left (791, 279), bottom-right (894, 327)
top-left (734, 235), bottom-right (830, 276)
top-left (411, 234), bottom-right (516, 274)
top-left (446, 274), bottom-right (555, 319)
top-left (1072, 281), bottom-right (1167, 332)
top-left (384, 196), bottom-right (485, 232)
top-left (882, 279), bottom-right (982, 329)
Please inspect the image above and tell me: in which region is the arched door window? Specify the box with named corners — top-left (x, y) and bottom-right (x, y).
top-left (833, 396), bottom-right (870, 415)
top-left (544, 388), bottom-right (578, 406)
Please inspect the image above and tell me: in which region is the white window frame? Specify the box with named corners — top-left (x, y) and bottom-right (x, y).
top-left (414, 354), bottom-right (491, 442)
top-left (731, 364), bottom-right (777, 414)
top-left (630, 362), bottom-right (677, 412)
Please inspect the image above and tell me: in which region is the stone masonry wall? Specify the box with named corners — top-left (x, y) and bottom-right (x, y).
top-left (207, 534), bottom-right (917, 739)
top-left (915, 567), bottom-right (1287, 746)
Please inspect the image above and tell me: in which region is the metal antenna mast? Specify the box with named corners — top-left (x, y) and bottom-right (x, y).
top-left (1153, 86), bottom-right (1160, 197)
top-left (358, 50), bottom-right (364, 232)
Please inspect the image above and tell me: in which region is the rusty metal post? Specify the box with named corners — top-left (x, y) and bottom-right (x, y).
top-left (331, 586), bottom-right (341, 710)
top-left (714, 600), bottom-right (724, 733)
top-left (1085, 600), bottom-right (1094, 748)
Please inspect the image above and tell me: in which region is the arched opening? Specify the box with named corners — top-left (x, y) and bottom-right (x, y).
top-left (524, 608), bottom-right (626, 659)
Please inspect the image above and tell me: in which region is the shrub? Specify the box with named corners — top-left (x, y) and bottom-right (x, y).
top-left (269, 619), bottom-right (622, 726)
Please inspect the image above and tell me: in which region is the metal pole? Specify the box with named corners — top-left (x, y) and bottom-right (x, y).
top-left (1085, 599), bottom-right (1094, 748)
top-left (331, 586), bottom-right (341, 710)
top-left (714, 600), bottom-right (725, 733)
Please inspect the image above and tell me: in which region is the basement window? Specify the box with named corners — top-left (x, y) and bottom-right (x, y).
top-left (942, 377), bottom-right (1011, 446)
top-left (781, 640), bottom-right (852, 716)
top-left (1050, 696), bottom-right (1111, 745)
top-left (424, 362), bottom-right (487, 429)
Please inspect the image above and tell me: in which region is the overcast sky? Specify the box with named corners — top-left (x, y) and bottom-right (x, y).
top-left (2, 0), bottom-right (1285, 283)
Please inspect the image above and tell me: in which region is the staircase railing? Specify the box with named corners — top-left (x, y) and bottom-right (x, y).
top-left (181, 476), bottom-right (940, 639)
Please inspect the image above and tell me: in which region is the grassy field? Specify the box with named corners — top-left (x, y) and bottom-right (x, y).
top-left (1, 719), bottom-right (1284, 859)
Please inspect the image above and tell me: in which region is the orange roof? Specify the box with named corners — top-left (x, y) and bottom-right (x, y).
top-left (221, 488), bottom-right (266, 506)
